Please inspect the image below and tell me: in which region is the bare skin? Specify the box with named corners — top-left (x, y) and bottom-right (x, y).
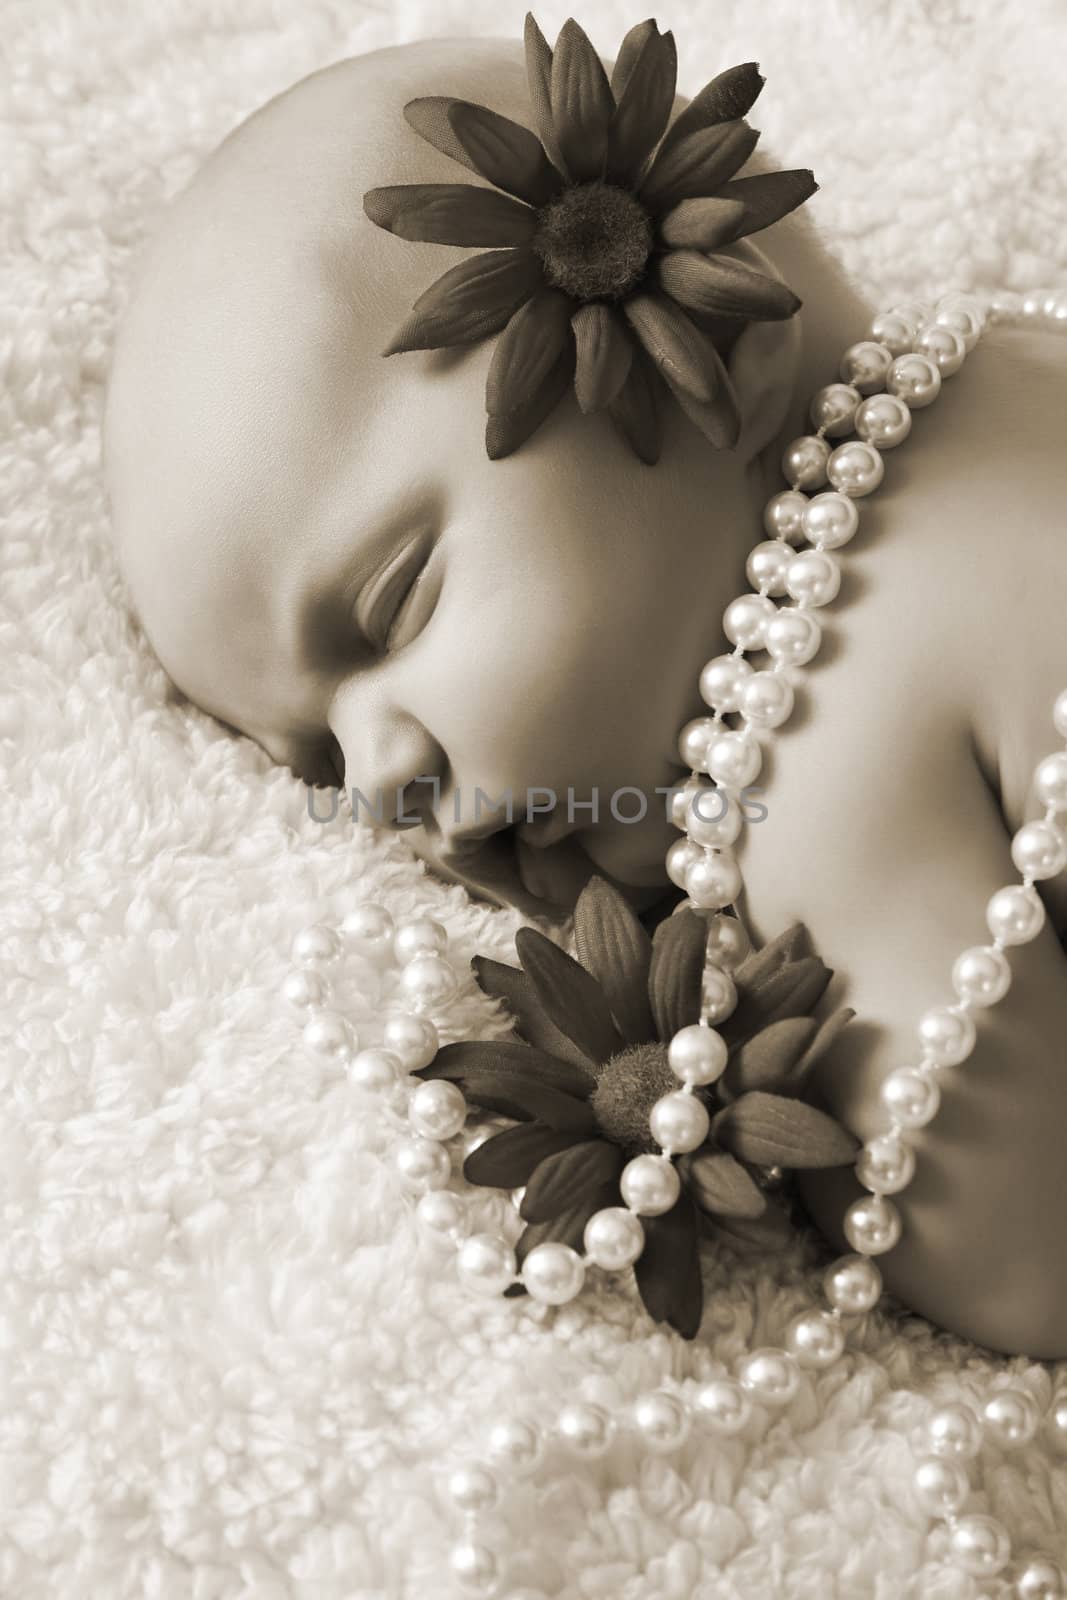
top-left (103, 38), bottom-right (1067, 1357)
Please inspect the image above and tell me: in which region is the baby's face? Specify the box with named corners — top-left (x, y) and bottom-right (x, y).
top-left (105, 39), bottom-right (799, 921)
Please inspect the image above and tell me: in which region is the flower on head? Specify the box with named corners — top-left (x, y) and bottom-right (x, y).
top-left (362, 13), bottom-right (817, 463)
top-left (413, 876), bottom-right (860, 1340)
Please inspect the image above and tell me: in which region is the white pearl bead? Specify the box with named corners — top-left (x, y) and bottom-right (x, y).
top-left (869, 309), bottom-right (920, 356)
top-left (737, 1348), bottom-right (801, 1406)
top-left (915, 323), bottom-right (967, 377)
top-left (1048, 1394), bottom-right (1067, 1455)
top-left (620, 1153), bottom-right (681, 1215)
top-left (879, 1068), bottom-right (940, 1129)
top-left (1012, 818), bottom-right (1067, 879)
top-left (1015, 1556), bottom-right (1067, 1599)
top-left (765, 608), bottom-right (822, 666)
top-left (946, 1512), bottom-right (1011, 1578)
top-left (704, 913), bottom-right (751, 971)
top-left (670, 774), bottom-right (712, 829)
top-left (668, 1022), bottom-right (728, 1085)
top-left (855, 1131), bottom-right (916, 1195)
top-left (281, 968), bottom-right (330, 1011)
top-left (912, 1457), bottom-right (971, 1518)
top-left (666, 835), bottom-right (704, 889)
top-left (632, 1391), bottom-right (692, 1452)
top-left (982, 1385), bottom-right (1042, 1447)
top-left (925, 1401), bottom-right (983, 1460)
top-left (701, 964), bottom-right (738, 1023)
top-left (986, 883), bottom-right (1046, 945)
top-left (522, 1241), bottom-right (586, 1305)
top-left (891, 299), bottom-right (933, 328)
top-left (705, 731), bottom-right (762, 788)
top-left (699, 652), bottom-right (753, 712)
top-left (933, 302), bottom-right (983, 352)
top-left (723, 592), bottom-right (777, 650)
top-left (839, 339), bottom-right (894, 393)
top-left (762, 488), bottom-right (810, 543)
top-left (854, 391), bottom-right (912, 449)
top-left (303, 1010), bottom-right (357, 1060)
top-left (678, 715), bottom-right (719, 770)
top-left (694, 1377), bottom-right (752, 1433)
top-left (686, 850), bottom-right (743, 911)
top-left (383, 1014), bottom-right (440, 1071)
top-left (809, 381), bottom-right (860, 436)
top-left (291, 923), bottom-right (342, 966)
top-left (916, 1005), bottom-right (976, 1068)
top-left (416, 1188), bottom-right (468, 1239)
top-left (446, 1463), bottom-right (501, 1513)
top-left (740, 670), bottom-right (795, 729)
top-left (951, 944), bottom-right (1012, 1007)
top-left (785, 549), bottom-right (841, 608)
top-left (556, 1402), bottom-right (615, 1457)
top-left (583, 1205), bottom-right (646, 1270)
top-left (398, 952), bottom-right (458, 1011)
top-left (409, 1078), bottom-right (468, 1141)
top-left (349, 1046), bottom-right (403, 1092)
top-left (393, 917), bottom-right (447, 964)
top-left (746, 539), bottom-right (793, 596)
top-left (784, 1308), bottom-right (846, 1368)
top-left (485, 1417), bottom-right (545, 1475)
top-left (395, 1135), bottom-right (452, 1193)
top-left (843, 1193), bottom-right (901, 1256)
top-left (1054, 688), bottom-right (1067, 740)
top-left (826, 439), bottom-right (884, 497)
top-left (822, 1252), bottom-right (883, 1313)
top-left (886, 351), bottom-right (942, 408)
top-left (782, 434), bottom-right (831, 491)
top-left (449, 1540), bottom-right (499, 1593)
top-left (1035, 751), bottom-right (1067, 810)
top-left (341, 902), bottom-right (395, 950)
top-left (456, 1233), bottom-right (517, 1295)
top-left (801, 490), bottom-right (860, 550)
top-left (650, 1090), bottom-right (710, 1153)
top-left (685, 788), bottom-right (743, 848)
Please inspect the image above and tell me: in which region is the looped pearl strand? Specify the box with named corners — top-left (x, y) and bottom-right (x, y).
top-left (285, 286), bottom-right (1067, 1597)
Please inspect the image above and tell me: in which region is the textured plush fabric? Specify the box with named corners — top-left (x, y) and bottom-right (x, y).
top-left (3, 1), bottom-right (1067, 1595)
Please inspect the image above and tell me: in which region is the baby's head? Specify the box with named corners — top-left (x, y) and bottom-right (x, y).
top-left (103, 29), bottom-right (805, 921)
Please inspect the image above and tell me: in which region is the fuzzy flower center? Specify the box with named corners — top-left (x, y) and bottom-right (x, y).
top-left (532, 181), bottom-right (654, 302)
top-left (591, 1040), bottom-right (694, 1158)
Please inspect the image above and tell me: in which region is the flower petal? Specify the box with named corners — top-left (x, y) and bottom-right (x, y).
top-left (654, 62), bottom-right (765, 168)
top-left (519, 1138), bottom-right (625, 1222)
top-left (608, 18), bottom-right (655, 100)
top-left (720, 958), bottom-right (833, 1049)
top-left (793, 1007), bottom-right (856, 1081)
top-left (680, 1149), bottom-right (767, 1219)
top-left (655, 359), bottom-right (742, 451)
top-left (572, 875), bottom-right (657, 1045)
top-left (514, 926), bottom-right (626, 1065)
top-left (414, 1038), bottom-right (596, 1100)
top-left (720, 1016), bottom-right (819, 1099)
top-left (363, 183), bottom-right (537, 248)
top-left (647, 904), bottom-right (707, 1041)
top-left (550, 17), bottom-right (616, 183)
top-left (382, 248), bottom-right (544, 355)
top-left (449, 1068), bottom-right (597, 1132)
top-left (657, 196), bottom-right (747, 252)
top-left (653, 248), bottom-right (802, 321)
top-left (735, 923), bottom-right (810, 988)
top-left (403, 96), bottom-right (565, 207)
top-left (637, 121), bottom-right (760, 219)
top-left (605, 339), bottom-right (662, 464)
top-left (621, 290), bottom-right (728, 403)
top-left (486, 287), bottom-right (575, 415)
top-left (633, 1188), bottom-right (703, 1338)
top-left (471, 955), bottom-right (601, 1079)
top-left (571, 303), bottom-right (633, 413)
top-left (703, 1192), bottom-right (795, 1255)
top-left (463, 1122), bottom-right (585, 1188)
top-left (712, 1090), bottom-right (861, 1168)
top-left (485, 338), bottom-right (575, 460)
top-left (523, 12), bottom-right (571, 181)
top-left (605, 25), bottom-right (678, 188)
top-left (506, 1177), bottom-right (621, 1294)
top-left (709, 169), bottom-right (820, 242)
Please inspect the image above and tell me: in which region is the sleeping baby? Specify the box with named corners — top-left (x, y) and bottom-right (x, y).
top-left (102, 29), bottom-right (1067, 1359)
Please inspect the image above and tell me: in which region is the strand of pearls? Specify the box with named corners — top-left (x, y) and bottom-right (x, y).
top-left (284, 284), bottom-right (1067, 1597)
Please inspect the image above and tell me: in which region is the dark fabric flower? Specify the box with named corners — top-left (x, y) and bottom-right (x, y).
top-left (413, 876), bottom-right (859, 1340)
top-left (362, 13), bottom-right (818, 462)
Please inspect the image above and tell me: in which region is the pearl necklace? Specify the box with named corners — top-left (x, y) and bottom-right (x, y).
top-left (285, 284), bottom-right (1067, 1597)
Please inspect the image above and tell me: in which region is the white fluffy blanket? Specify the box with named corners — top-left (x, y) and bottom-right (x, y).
top-left (3, 1), bottom-right (1067, 1595)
